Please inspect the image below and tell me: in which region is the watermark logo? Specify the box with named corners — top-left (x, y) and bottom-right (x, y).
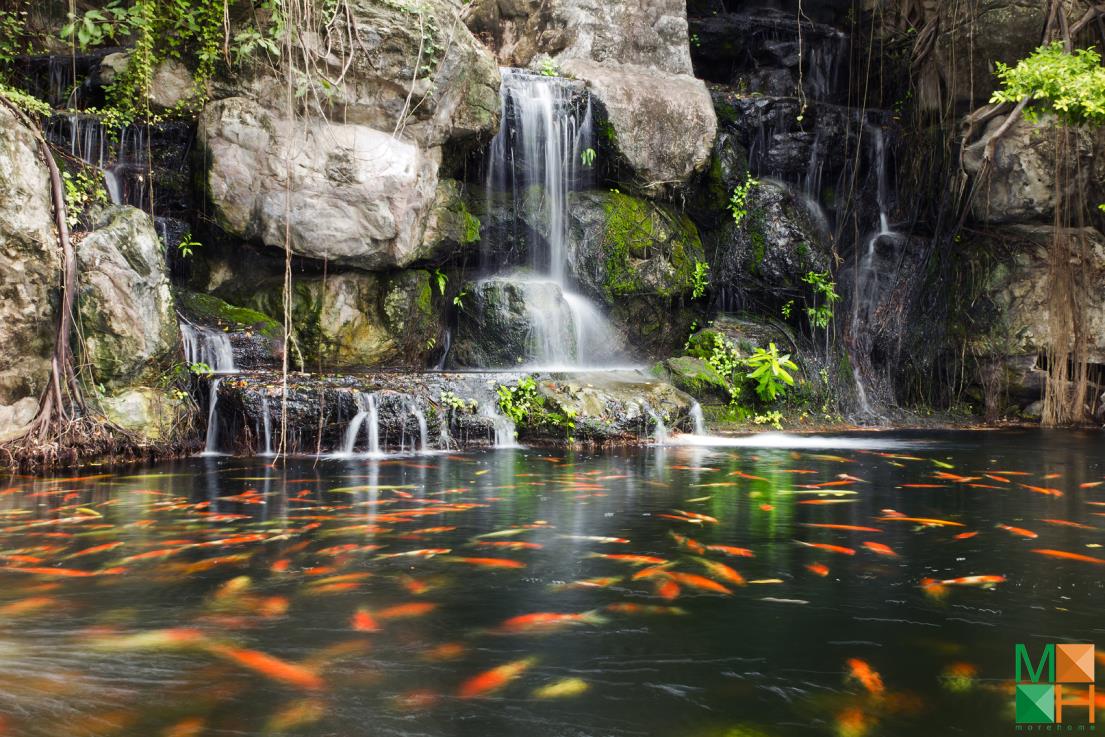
top-left (1015, 643), bottom-right (1096, 727)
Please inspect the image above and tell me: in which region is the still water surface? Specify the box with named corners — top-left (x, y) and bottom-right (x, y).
top-left (0, 429), bottom-right (1103, 736)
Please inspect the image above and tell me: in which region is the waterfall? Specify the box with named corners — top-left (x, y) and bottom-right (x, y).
top-left (341, 392), bottom-right (381, 456)
top-left (847, 123), bottom-right (902, 417)
top-left (203, 378), bottom-right (223, 455)
top-left (434, 329), bottom-right (452, 370)
top-left (409, 402), bottom-right (429, 452)
top-left (689, 402), bottom-right (706, 435)
top-left (180, 321), bottom-right (236, 373)
top-left (483, 69), bottom-right (618, 369)
top-left (645, 405), bottom-right (669, 444)
top-left (258, 397), bottom-right (273, 457)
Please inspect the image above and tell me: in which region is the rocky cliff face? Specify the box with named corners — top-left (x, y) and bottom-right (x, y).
top-left (0, 105), bottom-right (58, 441)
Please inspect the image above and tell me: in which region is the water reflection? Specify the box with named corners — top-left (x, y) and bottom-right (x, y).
top-left (0, 430), bottom-right (1100, 736)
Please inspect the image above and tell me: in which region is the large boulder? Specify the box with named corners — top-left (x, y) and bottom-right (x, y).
top-left (469, 0), bottom-right (693, 75)
top-left (567, 190), bottom-right (705, 304)
top-left (963, 115), bottom-right (1102, 225)
top-left (200, 0), bottom-right (499, 269)
top-left (562, 60), bottom-right (716, 193)
top-left (0, 105), bottom-right (58, 440)
top-left (77, 206), bottom-right (181, 390)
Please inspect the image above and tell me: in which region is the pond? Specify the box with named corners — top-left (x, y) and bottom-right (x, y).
top-left (0, 429), bottom-right (1103, 737)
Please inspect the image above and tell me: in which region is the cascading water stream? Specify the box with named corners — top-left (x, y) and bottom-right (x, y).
top-left (409, 402), bottom-right (429, 453)
top-left (182, 320), bottom-right (238, 455)
top-left (484, 69), bottom-right (620, 369)
top-left (258, 397), bottom-right (273, 457)
top-left (341, 393), bottom-right (381, 456)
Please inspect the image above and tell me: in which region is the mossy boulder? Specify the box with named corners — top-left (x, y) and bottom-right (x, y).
top-left (77, 206), bottom-right (180, 390)
top-left (652, 356), bottom-right (731, 404)
top-left (100, 387), bottom-right (193, 443)
top-left (568, 190), bottom-right (705, 303)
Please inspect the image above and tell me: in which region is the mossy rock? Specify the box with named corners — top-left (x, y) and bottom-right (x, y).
top-left (567, 190), bottom-right (706, 304)
top-left (653, 356), bottom-right (731, 404)
top-left (176, 290), bottom-right (282, 339)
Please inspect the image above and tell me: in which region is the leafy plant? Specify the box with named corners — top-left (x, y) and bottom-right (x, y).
top-left (440, 390), bottom-right (477, 414)
top-left (744, 343), bottom-right (798, 402)
top-left (991, 42), bottom-right (1105, 126)
top-left (189, 361), bottom-right (213, 376)
top-left (453, 288), bottom-right (469, 311)
top-left (691, 260), bottom-right (710, 299)
top-left (752, 410), bottom-right (784, 430)
top-left (580, 147), bottom-right (596, 167)
top-left (538, 58), bottom-right (559, 77)
top-left (801, 270), bottom-right (840, 329)
top-left (432, 268), bottom-right (448, 296)
top-left (62, 169), bottom-right (109, 228)
top-left (729, 172), bottom-right (759, 226)
top-left (177, 232), bottom-right (202, 258)
top-left (496, 376), bottom-right (540, 425)
top-left (781, 299), bottom-right (794, 319)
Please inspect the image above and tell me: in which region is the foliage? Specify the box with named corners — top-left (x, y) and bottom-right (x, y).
top-left (580, 147), bottom-right (596, 167)
top-left (189, 361), bottom-right (213, 376)
top-left (991, 43), bottom-right (1105, 126)
top-left (691, 260), bottom-right (710, 300)
top-left (729, 172), bottom-right (758, 226)
top-left (685, 330), bottom-right (743, 403)
top-left (496, 376), bottom-right (540, 425)
top-left (0, 84), bottom-right (51, 116)
top-left (0, 6), bottom-right (30, 73)
top-left (177, 232), bottom-right (202, 259)
top-left (452, 288), bottom-right (469, 311)
top-left (439, 390), bottom-right (476, 414)
top-left (752, 410), bottom-right (784, 430)
top-left (62, 168), bottom-right (109, 228)
top-left (432, 269), bottom-right (448, 296)
top-left (496, 377), bottom-right (576, 442)
top-left (801, 270), bottom-right (840, 329)
top-left (744, 343), bottom-right (797, 402)
top-left (538, 58), bottom-right (559, 77)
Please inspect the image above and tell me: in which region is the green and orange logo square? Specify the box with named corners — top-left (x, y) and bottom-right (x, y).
top-left (1015, 643), bottom-right (1096, 724)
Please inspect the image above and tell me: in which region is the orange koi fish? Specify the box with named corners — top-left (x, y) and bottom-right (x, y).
top-left (497, 611), bottom-right (603, 633)
top-left (796, 541), bottom-right (856, 555)
top-left (806, 563), bottom-right (829, 577)
top-left (693, 558), bottom-right (746, 586)
top-left (1040, 519), bottom-right (1096, 530)
top-left (845, 658), bottom-right (885, 694)
top-left (1079, 481), bottom-right (1103, 489)
top-left (457, 657), bottom-right (536, 698)
top-left (922, 575), bottom-right (1006, 587)
top-left (673, 510), bottom-right (718, 524)
top-left (1031, 549), bottom-right (1105, 565)
top-left (207, 644), bottom-right (323, 690)
top-left (472, 541), bottom-right (543, 551)
top-left (666, 572), bottom-right (733, 595)
top-left (63, 542), bottom-right (125, 559)
top-left (862, 541), bottom-right (898, 557)
top-left (553, 576), bottom-right (622, 590)
top-left (588, 553), bottom-right (668, 566)
top-left (1019, 484), bottom-right (1063, 497)
top-left (656, 579), bottom-right (681, 600)
top-left (985, 475), bottom-right (1011, 484)
top-left (0, 596), bottom-right (57, 616)
top-left (704, 546), bottom-right (754, 560)
top-left (997, 524), bottom-right (1037, 538)
top-left (443, 556), bottom-right (526, 569)
top-left (668, 531), bottom-right (705, 554)
top-left (728, 471), bottom-right (769, 482)
top-left (800, 523), bottom-right (882, 533)
top-left (4, 565), bottom-right (126, 577)
top-left (953, 531), bottom-right (978, 540)
top-left (376, 602), bottom-right (437, 620)
top-left (876, 516), bottom-right (965, 527)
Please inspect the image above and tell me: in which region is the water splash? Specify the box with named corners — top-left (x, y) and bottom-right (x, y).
top-left (202, 378), bottom-right (223, 456)
top-left (258, 397), bottom-right (273, 457)
top-left (689, 402), bottom-right (707, 435)
top-left (341, 393), bottom-right (381, 457)
top-left (180, 321), bottom-right (236, 374)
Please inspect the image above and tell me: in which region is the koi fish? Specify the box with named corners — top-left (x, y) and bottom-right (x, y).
top-left (1031, 549), bottom-right (1105, 565)
top-left (655, 578), bottom-right (680, 600)
top-left (457, 657), bottom-right (536, 698)
top-left (1019, 484), bottom-right (1063, 497)
top-left (862, 541), bottom-right (898, 557)
top-left (703, 545), bottom-right (755, 559)
top-left (796, 541), bottom-right (856, 555)
top-left (375, 549), bottom-right (451, 560)
top-left (496, 611), bottom-right (604, 633)
top-left (207, 644), bottom-right (323, 690)
top-left (876, 516), bottom-right (965, 527)
top-left (668, 531), bottom-right (705, 554)
top-left (376, 602), bottom-right (437, 620)
top-left (532, 677), bottom-right (589, 699)
top-left (728, 471), bottom-right (769, 482)
top-left (553, 576), bottom-right (622, 590)
top-left (3, 565), bottom-right (126, 577)
top-left (800, 523), bottom-right (882, 533)
top-left (691, 557), bottom-right (746, 586)
top-left (666, 572), bottom-right (733, 595)
top-left (442, 556), bottom-right (526, 569)
top-left (922, 575), bottom-right (1006, 587)
top-left (954, 531), bottom-right (978, 540)
top-left (845, 658), bottom-right (885, 694)
top-left (0, 596), bottom-right (57, 616)
top-left (672, 510), bottom-right (718, 524)
top-left (587, 553), bottom-right (668, 566)
top-left (1080, 481), bottom-right (1104, 489)
top-left (806, 563), bottom-right (829, 577)
top-left (473, 541), bottom-right (543, 551)
top-left (997, 524), bottom-right (1038, 538)
top-left (1040, 519), bottom-right (1096, 530)
top-left (558, 535), bottom-right (629, 545)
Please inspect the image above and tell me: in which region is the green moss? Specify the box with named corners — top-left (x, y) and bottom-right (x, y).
top-left (177, 290), bottom-right (283, 339)
top-left (461, 209), bottom-right (481, 245)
